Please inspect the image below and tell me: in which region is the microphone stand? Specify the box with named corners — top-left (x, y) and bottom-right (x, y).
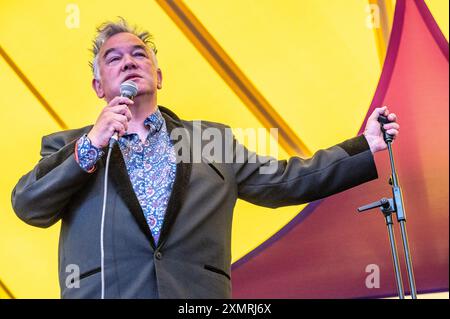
top-left (357, 115), bottom-right (417, 299)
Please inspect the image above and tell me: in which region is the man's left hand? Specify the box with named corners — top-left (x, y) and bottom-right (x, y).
top-left (363, 106), bottom-right (400, 154)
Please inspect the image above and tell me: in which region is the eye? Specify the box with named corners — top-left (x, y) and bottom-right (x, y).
top-left (107, 55), bottom-right (121, 64)
top-left (134, 51), bottom-right (147, 58)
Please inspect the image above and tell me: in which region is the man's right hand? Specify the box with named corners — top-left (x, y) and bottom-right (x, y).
top-left (87, 97), bottom-right (134, 148)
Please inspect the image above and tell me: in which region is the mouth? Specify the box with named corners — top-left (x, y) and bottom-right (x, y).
top-left (122, 74), bottom-right (142, 82)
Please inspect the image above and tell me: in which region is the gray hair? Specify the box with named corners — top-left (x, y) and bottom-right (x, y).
top-left (89, 17), bottom-right (158, 79)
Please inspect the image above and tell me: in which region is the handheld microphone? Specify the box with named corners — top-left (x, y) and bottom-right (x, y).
top-left (109, 80), bottom-right (138, 148)
top-left (377, 115), bottom-right (395, 144)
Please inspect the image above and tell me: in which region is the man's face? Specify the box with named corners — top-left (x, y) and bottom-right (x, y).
top-left (93, 32), bottom-right (162, 102)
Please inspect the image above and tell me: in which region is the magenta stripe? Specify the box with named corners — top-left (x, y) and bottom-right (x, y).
top-left (415, 0), bottom-right (449, 61)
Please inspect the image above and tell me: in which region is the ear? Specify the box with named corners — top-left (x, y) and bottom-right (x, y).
top-left (156, 68), bottom-right (163, 90)
top-left (92, 78), bottom-right (105, 98)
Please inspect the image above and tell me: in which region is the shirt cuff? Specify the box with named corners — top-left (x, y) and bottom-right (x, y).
top-left (74, 134), bottom-right (105, 173)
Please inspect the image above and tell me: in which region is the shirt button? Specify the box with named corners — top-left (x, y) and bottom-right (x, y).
top-left (155, 252), bottom-right (162, 260)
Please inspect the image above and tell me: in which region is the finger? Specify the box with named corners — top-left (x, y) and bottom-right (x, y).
top-left (115, 104), bottom-right (131, 118)
top-left (388, 113), bottom-right (397, 122)
top-left (112, 114), bottom-right (129, 128)
top-left (107, 122), bottom-right (123, 137)
top-left (386, 129), bottom-right (399, 136)
top-left (371, 106), bottom-right (388, 119)
top-left (108, 96), bottom-right (134, 107)
top-left (111, 122), bottom-right (126, 136)
top-left (124, 107), bottom-right (133, 121)
top-left (108, 115), bottom-right (128, 133)
top-left (383, 123), bottom-right (400, 130)
top-left (109, 104), bottom-right (131, 115)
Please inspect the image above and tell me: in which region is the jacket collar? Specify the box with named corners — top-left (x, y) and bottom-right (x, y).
top-left (105, 105), bottom-right (192, 250)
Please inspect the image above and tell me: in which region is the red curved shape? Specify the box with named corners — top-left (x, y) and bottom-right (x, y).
top-left (232, 0), bottom-right (449, 298)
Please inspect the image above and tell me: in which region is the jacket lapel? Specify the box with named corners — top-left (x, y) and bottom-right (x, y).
top-left (108, 143), bottom-right (157, 249)
top-left (105, 106), bottom-right (192, 250)
top-left (157, 107), bottom-right (192, 249)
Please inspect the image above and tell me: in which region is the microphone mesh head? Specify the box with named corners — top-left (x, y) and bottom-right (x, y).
top-left (120, 80), bottom-right (138, 99)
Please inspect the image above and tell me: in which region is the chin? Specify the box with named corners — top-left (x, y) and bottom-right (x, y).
top-left (139, 85), bottom-right (154, 95)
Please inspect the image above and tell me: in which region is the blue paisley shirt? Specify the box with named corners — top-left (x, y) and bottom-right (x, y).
top-left (75, 108), bottom-right (177, 245)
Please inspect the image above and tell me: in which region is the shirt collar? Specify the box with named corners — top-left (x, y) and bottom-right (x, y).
top-left (144, 107), bottom-right (164, 135)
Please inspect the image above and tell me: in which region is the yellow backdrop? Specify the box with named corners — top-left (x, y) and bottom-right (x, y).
top-left (0, 0), bottom-right (447, 298)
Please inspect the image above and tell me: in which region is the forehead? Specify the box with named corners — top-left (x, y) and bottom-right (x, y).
top-left (100, 32), bottom-right (147, 56)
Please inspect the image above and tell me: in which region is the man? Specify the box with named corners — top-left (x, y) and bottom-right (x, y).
top-left (11, 19), bottom-right (399, 299)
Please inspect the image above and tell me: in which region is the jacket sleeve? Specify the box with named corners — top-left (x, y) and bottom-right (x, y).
top-left (233, 134), bottom-right (378, 208)
top-left (11, 133), bottom-right (95, 228)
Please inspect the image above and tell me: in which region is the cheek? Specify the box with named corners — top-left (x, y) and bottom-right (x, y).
top-left (103, 69), bottom-right (120, 85)
top-left (100, 77), bottom-right (120, 97)
top-left (142, 61), bottom-right (156, 73)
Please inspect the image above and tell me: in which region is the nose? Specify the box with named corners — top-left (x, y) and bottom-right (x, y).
top-left (121, 54), bottom-right (137, 72)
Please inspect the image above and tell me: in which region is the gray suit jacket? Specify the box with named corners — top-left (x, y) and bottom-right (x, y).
top-left (11, 106), bottom-right (378, 298)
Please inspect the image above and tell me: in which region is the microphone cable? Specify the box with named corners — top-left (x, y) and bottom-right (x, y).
top-left (100, 139), bottom-right (115, 299)
top-left (99, 80), bottom-right (138, 299)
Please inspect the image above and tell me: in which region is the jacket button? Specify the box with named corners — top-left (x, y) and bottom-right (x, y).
top-left (155, 252), bottom-right (162, 260)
